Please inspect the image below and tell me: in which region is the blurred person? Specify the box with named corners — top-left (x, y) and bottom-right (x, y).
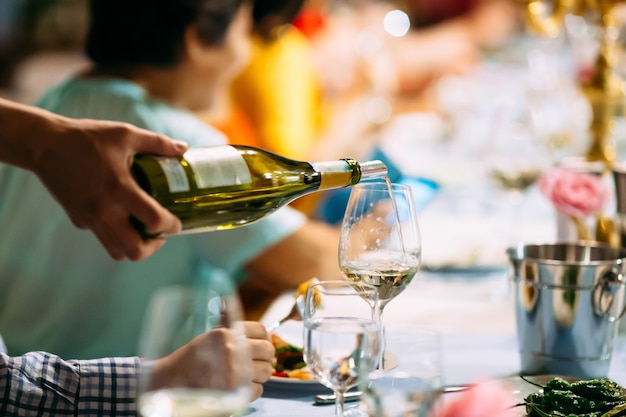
top-left (203, 0), bottom-right (518, 217)
top-left (201, 0), bottom-right (390, 216)
top-left (203, 0), bottom-right (381, 164)
top-left (0, 0), bottom-right (343, 361)
top-left (0, 321), bottom-right (274, 416)
top-left (0, 97), bottom-right (187, 261)
top-left (391, 0), bottom-right (521, 96)
top-left (311, 0), bottom-right (520, 101)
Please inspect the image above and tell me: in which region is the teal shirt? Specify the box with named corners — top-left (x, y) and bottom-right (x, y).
top-left (0, 77), bottom-right (306, 359)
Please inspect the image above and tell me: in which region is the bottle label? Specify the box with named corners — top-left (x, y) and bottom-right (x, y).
top-left (156, 157), bottom-right (190, 193)
top-left (185, 146), bottom-right (251, 189)
top-left (311, 161), bottom-right (352, 190)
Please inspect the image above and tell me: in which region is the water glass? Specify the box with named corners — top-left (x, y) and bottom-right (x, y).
top-left (360, 329), bottom-right (443, 417)
top-left (303, 280), bottom-right (381, 417)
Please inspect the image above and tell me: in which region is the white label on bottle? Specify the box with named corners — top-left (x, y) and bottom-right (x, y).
top-left (185, 146), bottom-right (251, 189)
top-left (156, 157), bottom-right (190, 193)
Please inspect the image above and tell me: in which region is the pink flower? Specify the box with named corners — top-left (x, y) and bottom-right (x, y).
top-left (538, 167), bottom-right (610, 218)
top-left (434, 381), bottom-right (518, 417)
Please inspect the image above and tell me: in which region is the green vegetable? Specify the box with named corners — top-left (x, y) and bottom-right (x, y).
top-left (521, 377), bottom-right (625, 417)
top-left (570, 379), bottom-right (625, 401)
top-left (602, 403), bottom-right (626, 417)
top-left (546, 377), bottom-right (572, 392)
top-left (541, 390), bottom-right (595, 414)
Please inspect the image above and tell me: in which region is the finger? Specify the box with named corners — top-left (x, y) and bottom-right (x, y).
top-left (249, 382), bottom-right (264, 401)
top-left (243, 322), bottom-right (270, 340)
top-left (124, 182), bottom-right (182, 236)
top-left (92, 225), bottom-right (128, 261)
top-left (252, 360), bottom-right (273, 384)
top-left (247, 339), bottom-right (275, 362)
top-left (100, 214), bottom-right (167, 261)
top-left (129, 129), bottom-right (188, 156)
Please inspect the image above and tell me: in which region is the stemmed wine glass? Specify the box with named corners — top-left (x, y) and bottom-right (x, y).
top-left (303, 280), bottom-right (381, 417)
top-left (137, 284), bottom-right (252, 417)
top-left (338, 182), bottom-right (422, 365)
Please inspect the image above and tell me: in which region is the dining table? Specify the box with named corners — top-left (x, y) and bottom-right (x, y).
top-left (250, 165), bottom-right (626, 416)
top-left (248, 265), bottom-right (626, 416)
top-left (245, 34), bottom-right (626, 415)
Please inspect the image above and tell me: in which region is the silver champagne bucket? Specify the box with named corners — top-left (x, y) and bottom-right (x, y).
top-left (507, 243), bottom-right (626, 379)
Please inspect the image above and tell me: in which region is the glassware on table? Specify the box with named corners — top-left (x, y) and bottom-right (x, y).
top-left (137, 285), bottom-right (252, 417)
top-left (338, 182), bottom-right (421, 365)
top-left (303, 280), bottom-right (381, 417)
top-left (485, 109), bottom-right (552, 204)
top-left (359, 328), bottom-right (443, 417)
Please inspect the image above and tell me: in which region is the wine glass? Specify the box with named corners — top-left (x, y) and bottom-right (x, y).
top-left (486, 112), bottom-right (551, 205)
top-left (137, 284), bottom-right (252, 417)
top-left (303, 280), bottom-right (381, 417)
top-left (338, 182), bottom-right (422, 362)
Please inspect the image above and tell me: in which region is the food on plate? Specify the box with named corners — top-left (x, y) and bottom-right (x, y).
top-left (270, 333), bottom-right (312, 380)
top-left (522, 376), bottom-right (626, 417)
top-left (295, 277), bottom-right (321, 308)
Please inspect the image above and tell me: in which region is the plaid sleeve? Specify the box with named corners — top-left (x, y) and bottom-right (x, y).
top-left (0, 351), bottom-right (140, 417)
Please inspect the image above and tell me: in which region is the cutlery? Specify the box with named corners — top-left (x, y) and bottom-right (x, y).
top-left (313, 385), bottom-right (469, 405)
top-left (265, 296), bottom-right (305, 332)
top-left (265, 278), bottom-right (319, 333)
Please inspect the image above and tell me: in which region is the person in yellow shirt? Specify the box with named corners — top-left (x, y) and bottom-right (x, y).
top-left (233, 19), bottom-right (321, 160)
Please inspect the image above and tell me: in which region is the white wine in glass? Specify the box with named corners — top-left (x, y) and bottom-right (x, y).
top-left (339, 182), bottom-right (422, 312)
top-left (137, 285), bottom-right (252, 417)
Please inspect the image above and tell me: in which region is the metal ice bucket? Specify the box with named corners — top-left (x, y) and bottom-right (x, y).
top-left (507, 243), bottom-right (626, 379)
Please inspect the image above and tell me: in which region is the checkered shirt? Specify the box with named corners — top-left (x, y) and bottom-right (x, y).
top-left (0, 351), bottom-right (140, 416)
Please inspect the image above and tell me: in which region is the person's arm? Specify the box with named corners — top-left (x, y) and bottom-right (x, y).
top-left (0, 98), bottom-right (188, 261)
top-left (0, 323), bottom-right (273, 415)
top-left (244, 219), bottom-right (344, 294)
top-left (0, 351), bottom-right (140, 417)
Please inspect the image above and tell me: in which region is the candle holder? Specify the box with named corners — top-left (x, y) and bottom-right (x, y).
top-left (523, 0), bottom-right (626, 166)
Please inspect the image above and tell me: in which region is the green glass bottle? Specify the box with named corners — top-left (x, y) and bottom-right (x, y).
top-left (131, 145), bottom-right (387, 236)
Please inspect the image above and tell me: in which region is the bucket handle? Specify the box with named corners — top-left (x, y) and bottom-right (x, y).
top-left (592, 259), bottom-right (626, 320)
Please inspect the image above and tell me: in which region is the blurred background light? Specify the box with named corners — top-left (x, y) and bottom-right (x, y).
top-left (383, 9), bottom-right (410, 38)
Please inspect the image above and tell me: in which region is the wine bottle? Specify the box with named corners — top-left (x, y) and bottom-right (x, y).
top-left (131, 145), bottom-right (387, 237)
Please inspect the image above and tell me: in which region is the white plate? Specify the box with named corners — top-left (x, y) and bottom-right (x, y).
top-left (268, 376), bottom-right (317, 386)
top-left (264, 375), bottom-right (331, 396)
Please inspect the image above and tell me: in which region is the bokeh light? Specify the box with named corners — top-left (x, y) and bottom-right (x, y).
top-left (383, 9), bottom-right (410, 37)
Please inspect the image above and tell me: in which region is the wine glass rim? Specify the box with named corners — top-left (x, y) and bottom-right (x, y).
top-left (353, 182), bottom-right (412, 191)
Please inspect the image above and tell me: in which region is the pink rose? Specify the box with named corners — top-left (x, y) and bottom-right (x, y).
top-left (435, 381), bottom-right (518, 417)
top-left (538, 167), bottom-right (610, 218)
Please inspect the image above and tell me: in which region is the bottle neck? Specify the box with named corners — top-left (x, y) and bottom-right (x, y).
top-left (310, 159), bottom-right (388, 190)
top-left (311, 160), bottom-right (356, 190)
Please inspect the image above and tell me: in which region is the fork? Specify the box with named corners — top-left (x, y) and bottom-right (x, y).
top-left (265, 278), bottom-right (319, 332)
top-left (265, 293), bottom-right (306, 332)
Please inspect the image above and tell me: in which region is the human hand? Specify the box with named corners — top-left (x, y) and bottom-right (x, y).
top-left (242, 321), bottom-right (275, 400)
top-left (33, 117), bottom-right (188, 261)
top-left (149, 322), bottom-right (274, 401)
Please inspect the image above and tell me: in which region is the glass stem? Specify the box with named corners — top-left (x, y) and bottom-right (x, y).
top-left (335, 392), bottom-right (346, 417)
top-left (377, 305), bottom-right (386, 370)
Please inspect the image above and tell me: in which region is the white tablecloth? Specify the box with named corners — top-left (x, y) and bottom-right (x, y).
top-left (248, 270), bottom-right (626, 416)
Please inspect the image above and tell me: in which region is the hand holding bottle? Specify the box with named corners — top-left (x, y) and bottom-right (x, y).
top-left (39, 121), bottom-right (188, 261)
top-left (0, 98), bottom-right (189, 261)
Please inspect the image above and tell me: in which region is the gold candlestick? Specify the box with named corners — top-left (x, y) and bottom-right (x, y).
top-left (523, 0), bottom-right (626, 167)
